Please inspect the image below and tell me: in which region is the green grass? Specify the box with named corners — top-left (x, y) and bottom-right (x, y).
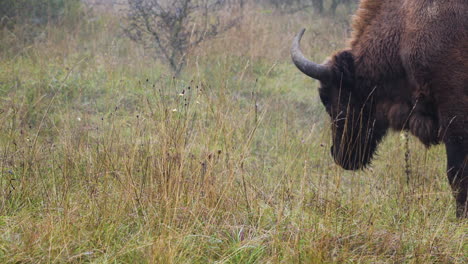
top-left (0, 6), bottom-right (467, 263)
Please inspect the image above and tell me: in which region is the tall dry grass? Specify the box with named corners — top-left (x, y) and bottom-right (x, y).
top-left (0, 4), bottom-right (466, 263)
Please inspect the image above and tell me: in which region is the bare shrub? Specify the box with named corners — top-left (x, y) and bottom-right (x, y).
top-left (124, 0), bottom-right (243, 75)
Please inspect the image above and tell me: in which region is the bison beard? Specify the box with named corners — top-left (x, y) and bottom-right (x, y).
top-left (291, 0), bottom-right (468, 218)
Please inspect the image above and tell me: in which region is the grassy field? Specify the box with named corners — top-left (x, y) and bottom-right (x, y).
top-left (0, 4), bottom-right (466, 263)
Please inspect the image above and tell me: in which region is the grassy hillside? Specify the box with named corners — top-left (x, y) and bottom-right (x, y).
top-left (0, 5), bottom-right (466, 263)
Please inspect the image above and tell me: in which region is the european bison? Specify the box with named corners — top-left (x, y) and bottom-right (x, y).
top-left (291, 0), bottom-right (467, 217)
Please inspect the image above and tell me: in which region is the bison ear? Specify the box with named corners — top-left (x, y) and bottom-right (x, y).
top-left (333, 51), bottom-right (356, 86)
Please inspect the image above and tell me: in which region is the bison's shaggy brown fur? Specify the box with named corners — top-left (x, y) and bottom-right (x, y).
top-left (292, 0), bottom-right (468, 217)
top-left (349, 0), bottom-right (383, 47)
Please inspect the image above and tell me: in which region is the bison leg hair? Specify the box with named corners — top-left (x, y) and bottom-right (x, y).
top-left (408, 86), bottom-right (440, 146)
top-left (409, 113), bottom-right (439, 146)
top-left (445, 137), bottom-right (468, 218)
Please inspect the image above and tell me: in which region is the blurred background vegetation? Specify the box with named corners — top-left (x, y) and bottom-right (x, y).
top-left (0, 0), bottom-right (83, 29)
top-left (0, 0), bottom-right (466, 263)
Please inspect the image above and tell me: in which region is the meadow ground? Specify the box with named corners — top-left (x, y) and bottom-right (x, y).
top-left (0, 4), bottom-right (466, 263)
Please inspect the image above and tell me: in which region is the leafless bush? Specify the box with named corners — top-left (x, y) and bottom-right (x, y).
top-left (125, 0), bottom-right (243, 75)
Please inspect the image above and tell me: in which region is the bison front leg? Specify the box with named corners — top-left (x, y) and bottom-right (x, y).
top-left (445, 138), bottom-right (468, 218)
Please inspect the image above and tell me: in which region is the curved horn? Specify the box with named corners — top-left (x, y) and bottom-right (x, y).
top-left (291, 29), bottom-right (332, 82)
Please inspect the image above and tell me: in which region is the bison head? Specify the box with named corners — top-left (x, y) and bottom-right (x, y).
top-left (291, 29), bottom-right (388, 170)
